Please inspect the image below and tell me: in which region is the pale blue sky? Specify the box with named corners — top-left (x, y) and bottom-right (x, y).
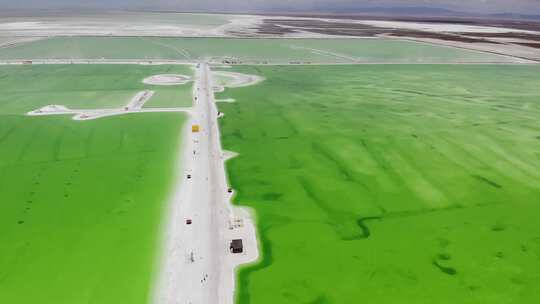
top-left (0, 0), bottom-right (538, 14)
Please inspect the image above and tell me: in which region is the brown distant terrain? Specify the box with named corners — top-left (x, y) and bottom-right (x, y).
top-left (256, 18), bottom-right (504, 44)
top-left (269, 13), bottom-right (540, 32)
top-left (515, 42), bottom-right (540, 49)
top-left (250, 14), bottom-right (540, 62)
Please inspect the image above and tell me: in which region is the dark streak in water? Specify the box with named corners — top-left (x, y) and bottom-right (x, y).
top-left (432, 259), bottom-right (457, 275)
top-left (299, 167), bottom-right (502, 241)
top-left (438, 253), bottom-right (451, 261)
top-left (231, 129), bottom-right (244, 140)
top-left (308, 295), bottom-right (330, 304)
top-left (311, 142), bottom-right (370, 191)
top-left (491, 222), bottom-right (506, 232)
top-left (0, 124), bottom-right (17, 146)
top-left (471, 174), bottom-right (502, 189)
top-left (52, 125), bottom-right (67, 161)
top-left (298, 176), bottom-right (377, 240)
top-left (262, 192), bottom-right (283, 201)
top-left (393, 89), bottom-right (440, 97)
top-left (288, 155), bottom-right (303, 169)
top-left (351, 202), bottom-right (499, 240)
top-left (16, 124), bottom-right (40, 162)
top-left (236, 215), bottom-right (291, 304)
top-left (297, 176), bottom-right (325, 208)
top-left (360, 139), bottom-right (368, 148)
top-left (343, 216), bottom-right (381, 240)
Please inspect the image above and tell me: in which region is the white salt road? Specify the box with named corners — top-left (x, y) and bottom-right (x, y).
top-left (153, 63), bottom-right (259, 304)
top-left (27, 106), bottom-right (192, 120)
top-left (2, 54), bottom-right (536, 66)
top-left (0, 59), bottom-right (195, 65)
top-left (126, 90), bottom-right (154, 110)
top-left (0, 36), bottom-right (46, 48)
top-left (212, 71), bottom-right (265, 93)
top-left (215, 98), bottom-right (236, 103)
top-left (355, 20), bottom-right (539, 34)
top-left (0, 14), bottom-right (263, 37)
top-left (143, 74), bottom-right (192, 86)
top-left (289, 45), bottom-right (361, 62)
top-left (26, 89), bottom-right (194, 120)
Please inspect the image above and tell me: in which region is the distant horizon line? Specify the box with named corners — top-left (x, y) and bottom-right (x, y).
top-left (0, 6), bottom-right (539, 21)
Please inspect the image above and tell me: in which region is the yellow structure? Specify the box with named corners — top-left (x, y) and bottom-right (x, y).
top-left (192, 124), bottom-right (200, 133)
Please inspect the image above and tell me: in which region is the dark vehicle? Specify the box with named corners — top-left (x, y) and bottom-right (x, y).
top-left (230, 239), bottom-right (243, 253)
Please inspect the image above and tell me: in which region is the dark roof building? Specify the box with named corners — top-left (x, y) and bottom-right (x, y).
top-left (230, 239), bottom-right (243, 253)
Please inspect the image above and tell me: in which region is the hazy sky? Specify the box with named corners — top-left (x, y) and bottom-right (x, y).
top-left (0, 0), bottom-right (539, 14)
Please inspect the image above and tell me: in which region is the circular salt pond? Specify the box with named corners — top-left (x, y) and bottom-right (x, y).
top-left (142, 74), bottom-right (191, 86)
